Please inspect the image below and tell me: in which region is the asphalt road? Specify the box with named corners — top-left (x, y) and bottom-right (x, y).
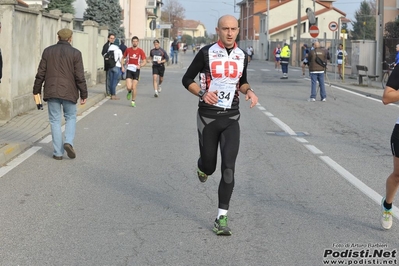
top-left (0, 53), bottom-right (398, 266)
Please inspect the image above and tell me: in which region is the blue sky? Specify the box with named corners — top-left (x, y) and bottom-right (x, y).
top-left (180, 0), bottom-right (363, 34)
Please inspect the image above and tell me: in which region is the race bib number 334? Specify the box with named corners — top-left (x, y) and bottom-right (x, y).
top-left (209, 80), bottom-right (236, 109)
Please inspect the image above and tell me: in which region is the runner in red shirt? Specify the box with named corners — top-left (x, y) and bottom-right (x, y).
top-left (122, 36), bottom-right (147, 107)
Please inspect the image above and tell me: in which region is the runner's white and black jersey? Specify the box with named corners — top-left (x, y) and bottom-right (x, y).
top-left (182, 40), bottom-right (249, 112)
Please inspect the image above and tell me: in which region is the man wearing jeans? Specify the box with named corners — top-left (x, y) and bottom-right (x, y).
top-left (106, 41), bottom-right (123, 100)
top-left (171, 38), bottom-right (179, 64)
top-left (33, 28), bottom-right (87, 160)
top-left (308, 41), bottom-right (328, 102)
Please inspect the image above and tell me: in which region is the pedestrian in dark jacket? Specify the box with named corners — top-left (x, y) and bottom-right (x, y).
top-left (102, 33), bottom-right (116, 96)
top-left (33, 28), bottom-right (88, 160)
top-left (119, 39), bottom-right (127, 54)
top-left (308, 41), bottom-right (328, 102)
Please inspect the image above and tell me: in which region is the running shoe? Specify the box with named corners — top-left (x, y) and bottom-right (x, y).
top-left (197, 168), bottom-right (208, 183)
top-left (131, 101), bottom-right (136, 107)
top-left (154, 90), bottom-right (159, 97)
top-left (381, 197), bottom-right (393, 230)
top-left (308, 98), bottom-right (316, 102)
top-left (158, 86), bottom-right (162, 93)
top-left (213, 215), bottom-right (232, 236)
top-left (127, 90), bottom-right (132, 100)
top-left (321, 98), bottom-right (326, 102)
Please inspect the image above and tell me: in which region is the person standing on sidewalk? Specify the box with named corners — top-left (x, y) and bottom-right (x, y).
top-left (280, 43), bottom-right (290, 79)
top-left (308, 41), bottom-right (328, 102)
top-left (381, 63), bottom-right (399, 230)
top-left (336, 44), bottom-right (347, 80)
top-left (33, 28), bottom-right (87, 160)
top-left (123, 36), bottom-right (147, 107)
top-left (107, 40), bottom-right (123, 100)
top-left (149, 39), bottom-right (169, 97)
top-left (171, 38), bottom-right (179, 64)
top-left (102, 33), bottom-right (116, 96)
top-left (301, 44), bottom-right (309, 76)
top-left (182, 14), bottom-right (258, 236)
top-left (273, 44), bottom-right (281, 71)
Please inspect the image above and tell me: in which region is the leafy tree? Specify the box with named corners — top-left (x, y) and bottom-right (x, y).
top-left (384, 18), bottom-right (399, 38)
top-left (351, 0), bottom-right (376, 40)
top-left (161, 0), bottom-right (185, 38)
top-left (182, 34), bottom-right (193, 45)
top-left (84, 0), bottom-right (125, 39)
top-left (46, 0), bottom-right (75, 14)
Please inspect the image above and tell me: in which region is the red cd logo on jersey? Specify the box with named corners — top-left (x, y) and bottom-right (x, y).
top-left (211, 61), bottom-right (238, 78)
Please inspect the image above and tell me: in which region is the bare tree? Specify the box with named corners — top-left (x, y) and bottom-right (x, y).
top-left (161, 0), bottom-right (185, 38)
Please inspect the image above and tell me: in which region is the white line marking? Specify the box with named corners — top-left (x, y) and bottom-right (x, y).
top-left (304, 144), bottom-right (323, 155)
top-left (261, 69), bottom-right (270, 72)
top-left (320, 156), bottom-right (399, 218)
top-left (258, 106), bottom-right (266, 111)
top-left (269, 117), bottom-right (297, 136)
top-left (0, 147), bottom-right (41, 177)
top-left (263, 111), bottom-right (274, 117)
top-left (256, 101), bottom-right (398, 219)
top-left (294, 137), bottom-right (308, 143)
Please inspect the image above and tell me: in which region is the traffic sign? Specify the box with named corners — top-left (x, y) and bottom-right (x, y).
top-left (309, 25), bottom-right (319, 38)
top-left (328, 21), bottom-right (338, 32)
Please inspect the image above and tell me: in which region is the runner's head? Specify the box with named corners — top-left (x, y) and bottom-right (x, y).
top-left (216, 15), bottom-right (239, 49)
top-left (132, 36), bottom-right (139, 48)
top-left (153, 39), bottom-right (160, 49)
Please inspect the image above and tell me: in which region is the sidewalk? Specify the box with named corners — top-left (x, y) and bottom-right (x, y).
top-left (0, 81), bottom-right (123, 166)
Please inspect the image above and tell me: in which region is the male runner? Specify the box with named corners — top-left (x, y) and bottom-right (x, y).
top-left (149, 39), bottom-right (169, 97)
top-left (273, 44), bottom-right (281, 71)
top-left (336, 44), bottom-right (347, 80)
top-left (123, 36), bottom-right (147, 107)
top-left (182, 15), bottom-right (258, 236)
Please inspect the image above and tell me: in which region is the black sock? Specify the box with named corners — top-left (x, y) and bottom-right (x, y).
top-left (384, 200), bottom-right (392, 210)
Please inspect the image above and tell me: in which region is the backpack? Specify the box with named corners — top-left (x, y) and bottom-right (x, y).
top-left (104, 50), bottom-right (116, 70)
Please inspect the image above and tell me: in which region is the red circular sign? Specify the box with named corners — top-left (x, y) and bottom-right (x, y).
top-left (328, 21), bottom-right (338, 32)
top-left (309, 25), bottom-right (319, 38)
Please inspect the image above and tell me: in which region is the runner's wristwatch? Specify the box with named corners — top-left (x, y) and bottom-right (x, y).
top-left (198, 90), bottom-right (206, 99)
top-left (245, 88), bottom-right (254, 94)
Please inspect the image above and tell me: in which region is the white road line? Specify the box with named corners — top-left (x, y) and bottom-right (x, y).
top-left (294, 137), bottom-right (308, 143)
top-left (320, 155), bottom-right (399, 218)
top-left (269, 117), bottom-right (297, 136)
top-left (0, 146), bottom-right (42, 177)
top-left (304, 144), bottom-right (323, 155)
top-left (263, 111), bottom-right (274, 117)
top-left (261, 69), bottom-right (270, 72)
top-left (257, 101), bottom-right (398, 219)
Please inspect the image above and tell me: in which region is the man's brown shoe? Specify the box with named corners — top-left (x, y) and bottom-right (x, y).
top-left (111, 95), bottom-right (120, 100)
top-left (53, 155), bottom-right (63, 160)
top-left (64, 143), bottom-right (76, 159)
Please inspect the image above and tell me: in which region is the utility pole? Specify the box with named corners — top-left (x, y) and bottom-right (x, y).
top-left (296, 0), bottom-right (301, 67)
top-left (376, 0), bottom-right (383, 81)
top-left (266, 0), bottom-right (270, 60)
